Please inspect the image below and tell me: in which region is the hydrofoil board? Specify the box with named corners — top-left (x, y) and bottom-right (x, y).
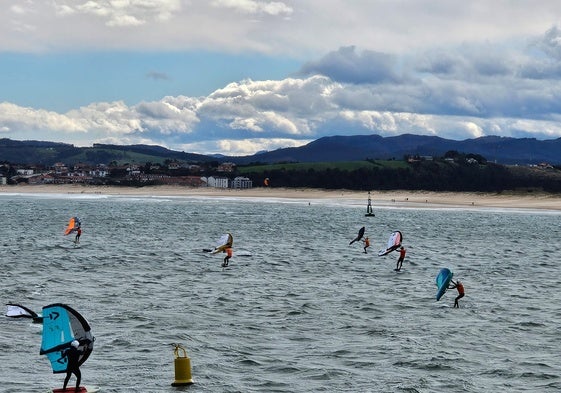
top-left (51, 386), bottom-right (100, 393)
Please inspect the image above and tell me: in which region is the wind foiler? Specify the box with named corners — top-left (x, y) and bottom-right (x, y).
top-left (40, 303), bottom-right (94, 374)
top-left (378, 230), bottom-right (403, 256)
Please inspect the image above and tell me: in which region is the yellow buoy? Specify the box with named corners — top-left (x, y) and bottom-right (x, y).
top-left (171, 343), bottom-right (194, 386)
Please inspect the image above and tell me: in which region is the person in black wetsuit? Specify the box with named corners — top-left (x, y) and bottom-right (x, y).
top-left (222, 247), bottom-right (232, 267)
top-left (74, 227), bottom-right (82, 244)
top-left (396, 246), bottom-right (406, 271)
top-left (62, 340), bottom-right (82, 391)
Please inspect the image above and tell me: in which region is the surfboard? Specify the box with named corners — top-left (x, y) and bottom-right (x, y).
top-left (51, 386), bottom-right (100, 393)
top-left (435, 268), bottom-right (453, 301)
top-left (57, 241), bottom-right (81, 249)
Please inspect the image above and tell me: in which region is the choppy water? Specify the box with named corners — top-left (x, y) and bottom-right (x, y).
top-left (1, 193), bottom-right (560, 393)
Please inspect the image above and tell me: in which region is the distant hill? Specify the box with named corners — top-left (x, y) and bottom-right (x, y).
top-left (229, 134), bottom-right (561, 165)
top-left (0, 139), bottom-right (215, 166)
top-left (1, 134), bottom-right (560, 166)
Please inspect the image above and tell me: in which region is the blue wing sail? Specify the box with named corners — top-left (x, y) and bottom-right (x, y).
top-left (40, 304), bottom-right (94, 373)
top-left (436, 268), bottom-right (454, 301)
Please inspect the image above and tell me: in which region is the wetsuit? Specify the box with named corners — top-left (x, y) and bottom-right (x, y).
top-left (454, 282), bottom-right (465, 308)
top-left (223, 247), bottom-right (233, 267)
top-left (62, 346), bottom-right (81, 390)
top-left (396, 248), bottom-right (406, 270)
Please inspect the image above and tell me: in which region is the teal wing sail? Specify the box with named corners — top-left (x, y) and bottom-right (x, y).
top-left (436, 268), bottom-right (454, 301)
top-left (40, 304), bottom-right (94, 373)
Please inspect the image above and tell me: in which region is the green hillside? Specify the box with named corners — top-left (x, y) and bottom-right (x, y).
top-left (0, 139), bottom-right (212, 165)
top-left (237, 160), bottom-right (408, 174)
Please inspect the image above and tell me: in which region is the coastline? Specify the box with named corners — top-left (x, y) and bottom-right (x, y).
top-left (1, 184), bottom-right (560, 211)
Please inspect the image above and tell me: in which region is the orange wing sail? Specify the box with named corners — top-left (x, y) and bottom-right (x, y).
top-left (64, 217), bottom-right (81, 235)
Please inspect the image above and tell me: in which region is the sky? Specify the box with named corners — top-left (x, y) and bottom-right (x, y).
top-left (2, 1), bottom-right (561, 156)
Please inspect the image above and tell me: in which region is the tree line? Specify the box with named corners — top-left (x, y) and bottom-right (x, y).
top-left (242, 160), bottom-right (561, 193)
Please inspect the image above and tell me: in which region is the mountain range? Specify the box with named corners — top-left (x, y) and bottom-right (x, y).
top-left (246, 134), bottom-right (561, 165)
top-left (1, 134), bottom-right (560, 166)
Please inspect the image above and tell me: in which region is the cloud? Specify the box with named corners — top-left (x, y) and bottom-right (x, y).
top-left (2, 54), bottom-right (561, 156)
top-left (0, 102), bottom-right (86, 133)
top-left (180, 137), bottom-right (309, 155)
top-left (4, 8), bottom-right (561, 156)
top-left (211, 0), bottom-right (293, 16)
top-left (146, 71), bottom-right (170, 81)
top-left (10, 5), bottom-right (28, 15)
top-left (300, 46), bottom-right (402, 84)
top-left (71, 0), bottom-right (181, 27)
top-left (2, 1), bottom-right (561, 56)
top-left (534, 25), bottom-right (561, 59)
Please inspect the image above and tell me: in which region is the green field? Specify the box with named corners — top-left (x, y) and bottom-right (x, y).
top-left (71, 148), bottom-right (171, 165)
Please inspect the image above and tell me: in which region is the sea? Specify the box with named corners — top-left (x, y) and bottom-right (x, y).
top-left (1, 192), bottom-right (560, 393)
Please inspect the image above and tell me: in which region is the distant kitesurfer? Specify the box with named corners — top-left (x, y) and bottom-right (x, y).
top-left (61, 340), bottom-right (82, 391)
top-left (448, 279), bottom-right (465, 308)
top-left (74, 227), bottom-right (82, 244)
top-left (222, 247), bottom-right (233, 267)
top-left (396, 246), bottom-right (406, 271)
top-left (362, 237), bottom-right (370, 253)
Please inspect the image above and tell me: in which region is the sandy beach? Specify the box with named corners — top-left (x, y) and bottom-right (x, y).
top-left (2, 183), bottom-right (560, 211)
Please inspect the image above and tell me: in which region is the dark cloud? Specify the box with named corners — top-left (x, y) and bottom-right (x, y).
top-left (299, 46), bottom-right (402, 84)
top-left (414, 46), bottom-right (513, 79)
top-left (415, 51), bottom-right (461, 75)
top-left (146, 71), bottom-right (170, 81)
top-left (535, 25), bottom-right (561, 59)
top-left (519, 26), bottom-right (561, 79)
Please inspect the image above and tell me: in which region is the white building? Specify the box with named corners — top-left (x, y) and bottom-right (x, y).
top-left (89, 168), bottom-right (109, 177)
top-left (16, 169), bottom-right (34, 175)
top-left (231, 176), bottom-right (253, 189)
top-left (205, 176), bottom-right (229, 188)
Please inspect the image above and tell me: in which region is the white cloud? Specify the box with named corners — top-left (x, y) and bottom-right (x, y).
top-left (0, 102), bottom-right (86, 132)
top-left (182, 137), bottom-right (309, 155)
top-left (461, 121), bottom-right (485, 138)
top-left (211, 0), bottom-right (293, 16)
top-left (71, 0), bottom-right (181, 26)
top-left (3, 3), bottom-right (561, 155)
top-left (2, 65), bottom-right (561, 156)
top-left (10, 5), bottom-right (27, 15)
top-left (3, 1), bottom-right (558, 55)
